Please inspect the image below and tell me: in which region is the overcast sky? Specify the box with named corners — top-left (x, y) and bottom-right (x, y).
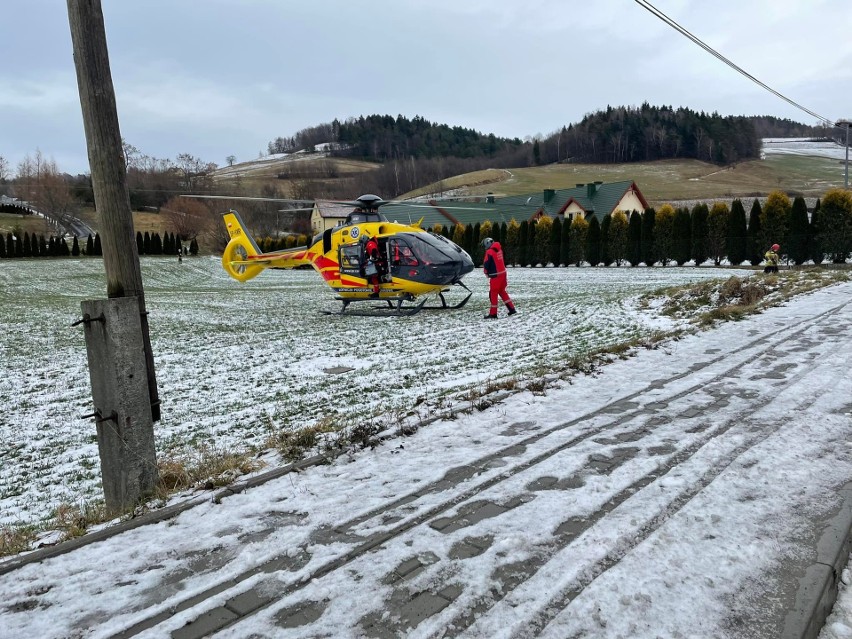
top-left (2, 0), bottom-right (850, 176)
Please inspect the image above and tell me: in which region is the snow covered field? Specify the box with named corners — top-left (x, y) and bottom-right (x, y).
top-left (761, 137), bottom-right (849, 161)
top-left (0, 275), bottom-right (850, 639)
top-left (0, 258), bottom-right (752, 527)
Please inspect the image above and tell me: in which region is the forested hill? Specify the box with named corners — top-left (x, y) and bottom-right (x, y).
top-left (540, 104), bottom-right (765, 165)
top-left (267, 115), bottom-right (526, 162)
top-left (268, 105), bottom-right (821, 169)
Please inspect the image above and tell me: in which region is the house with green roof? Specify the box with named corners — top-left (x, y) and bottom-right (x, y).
top-left (499, 180), bottom-right (649, 224)
top-left (387, 180), bottom-right (649, 228)
top-left (311, 180), bottom-right (649, 234)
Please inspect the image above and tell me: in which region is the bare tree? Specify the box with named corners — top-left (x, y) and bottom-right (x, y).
top-left (161, 196), bottom-right (211, 241)
top-left (36, 158), bottom-right (76, 227)
top-left (0, 155), bottom-right (9, 182)
top-left (122, 139), bottom-right (141, 169)
top-left (175, 153), bottom-right (217, 191)
top-left (226, 155), bottom-right (236, 166)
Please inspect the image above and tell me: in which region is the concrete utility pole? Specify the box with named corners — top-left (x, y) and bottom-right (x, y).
top-left (837, 119), bottom-right (851, 190)
top-left (67, 0), bottom-right (160, 511)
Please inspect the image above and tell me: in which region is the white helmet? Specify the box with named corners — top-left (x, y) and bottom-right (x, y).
top-left (482, 237), bottom-right (494, 249)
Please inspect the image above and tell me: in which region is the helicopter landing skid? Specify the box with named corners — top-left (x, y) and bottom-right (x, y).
top-left (323, 295), bottom-right (427, 317)
top-left (421, 282), bottom-right (473, 311)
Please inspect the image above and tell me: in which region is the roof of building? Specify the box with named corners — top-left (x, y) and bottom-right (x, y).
top-left (497, 180), bottom-right (648, 222)
top-left (312, 180), bottom-right (648, 229)
top-left (313, 200), bottom-right (353, 219)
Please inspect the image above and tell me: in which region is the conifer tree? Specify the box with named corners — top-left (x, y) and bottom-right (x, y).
top-left (690, 203), bottom-right (709, 265)
top-left (189, 237), bottom-right (199, 255)
top-left (518, 221), bottom-right (529, 266)
top-left (627, 210), bottom-right (642, 266)
top-left (641, 207), bottom-right (657, 266)
top-left (760, 191), bottom-right (791, 255)
top-left (15, 233), bottom-right (23, 258)
top-left (152, 233), bottom-right (163, 254)
top-left (787, 197), bottom-right (809, 265)
top-left (451, 224), bottom-right (465, 248)
top-left (560, 215), bottom-right (571, 266)
top-left (586, 217), bottom-right (601, 266)
top-left (816, 188), bottom-right (852, 263)
top-left (673, 207), bottom-right (692, 265)
top-left (5, 233), bottom-right (13, 257)
top-left (504, 220), bottom-right (518, 266)
top-left (727, 199), bottom-right (747, 265)
top-left (569, 215), bottom-right (589, 266)
top-left (609, 211), bottom-right (629, 266)
top-left (472, 222), bottom-right (483, 265)
top-left (49, 237), bottom-right (56, 256)
top-left (31, 234), bottom-right (40, 258)
top-left (72, 236), bottom-right (80, 257)
top-left (0, 237), bottom-right (4, 258)
top-left (40, 236), bottom-right (47, 257)
top-left (499, 221), bottom-right (507, 250)
top-left (534, 217), bottom-right (552, 266)
top-left (549, 217), bottom-right (562, 266)
top-left (94, 233), bottom-right (102, 256)
top-left (23, 232), bottom-right (33, 258)
top-left (809, 198), bottom-right (823, 264)
top-left (747, 199), bottom-right (763, 265)
top-left (60, 237), bottom-right (70, 256)
top-left (599, 214), bottom-right (613, 266)
top-left (654, 204), bottom-right (675, 266)
top-left (463, 224), bottom-right (474, 256)
top-left (86, 235), bottom-right (94, 256)
top-left (143, 231), bottom-right (151, 254)
top-left (136, 231), bottom-right (144, 255)
top-left (706, 203), bottom-right (729, 266)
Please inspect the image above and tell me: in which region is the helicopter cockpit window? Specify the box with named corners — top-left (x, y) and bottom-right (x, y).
top-left (389, 238), bottom-right (419, 267)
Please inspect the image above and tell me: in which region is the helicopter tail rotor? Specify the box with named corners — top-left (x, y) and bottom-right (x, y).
top-left (222, 211), bottom-right (265, 282)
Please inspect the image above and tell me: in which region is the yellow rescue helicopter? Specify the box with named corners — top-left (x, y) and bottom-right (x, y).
top-left (220, 194), bottom-right (475, 316)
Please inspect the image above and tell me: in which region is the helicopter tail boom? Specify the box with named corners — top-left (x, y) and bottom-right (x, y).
top-left (221, 210), bottom-right (313, 282)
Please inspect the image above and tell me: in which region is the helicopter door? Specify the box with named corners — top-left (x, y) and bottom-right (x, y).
top-left (338, 244), bottom-right (363, 277)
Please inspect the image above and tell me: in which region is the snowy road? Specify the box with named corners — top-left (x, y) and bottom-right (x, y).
top-left (1, 281), bottom-right (851, 638)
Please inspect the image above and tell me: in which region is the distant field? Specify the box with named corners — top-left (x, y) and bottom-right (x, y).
top-left (0, 212), bottom-right (52, 237)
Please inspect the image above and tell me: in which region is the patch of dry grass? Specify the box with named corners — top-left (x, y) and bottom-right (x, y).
top-left (156, 445), bottom-right (265, 494)
top-left (0, 524), bottom-right (38, 556)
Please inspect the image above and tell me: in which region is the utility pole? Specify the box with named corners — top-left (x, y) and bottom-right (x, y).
top-left (67, 0), bottom-right (160, 512)
top-left (837, 119), bottom-right (851, 190)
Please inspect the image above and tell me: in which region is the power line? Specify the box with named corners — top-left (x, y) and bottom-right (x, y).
top-left (633, 0), bottom-right (836, 126)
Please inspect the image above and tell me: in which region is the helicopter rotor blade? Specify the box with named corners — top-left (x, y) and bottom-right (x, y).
top-left (180, 194), bottom-right (315, 204)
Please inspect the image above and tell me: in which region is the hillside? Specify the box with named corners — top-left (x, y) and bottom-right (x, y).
top-left (208, 142), bottom-right (844, 207)
top-left (400, 151), bottom-right (845, 205)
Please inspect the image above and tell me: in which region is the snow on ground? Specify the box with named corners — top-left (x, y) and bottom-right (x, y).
top-left (0, 278), bottom-right (850, 638)
top-left (761, 137), bottom-right (849, 161)
top-left (0, 258), bottom-right (751, 527)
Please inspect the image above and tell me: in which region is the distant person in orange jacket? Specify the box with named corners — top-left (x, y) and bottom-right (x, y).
top-left (482, 237), bottom-right (516, 319)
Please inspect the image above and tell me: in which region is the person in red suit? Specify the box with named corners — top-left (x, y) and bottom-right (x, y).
top-left (482, 237), bottom-right (516, 319)
top-left (364, 235), bottom-right (382, 298)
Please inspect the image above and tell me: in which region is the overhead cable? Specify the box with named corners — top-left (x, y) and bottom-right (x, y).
top-left (633, 0), bottom-right (836, 126)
